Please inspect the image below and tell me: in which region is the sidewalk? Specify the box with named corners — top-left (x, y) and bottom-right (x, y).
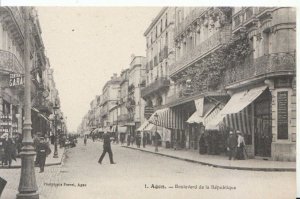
top-left (0, 144), bottom-right (65, 169)
top-left (123, 145), bottom-right (296, 172)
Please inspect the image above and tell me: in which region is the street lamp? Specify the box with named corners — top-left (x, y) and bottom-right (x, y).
top-left (17, 7), bottom-right (39, 199)
top-left (154, 113), bottom-right (158, 152)
top-left (52, 101), bottom-right (60, 158)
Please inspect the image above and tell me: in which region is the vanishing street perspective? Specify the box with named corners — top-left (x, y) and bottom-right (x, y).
top-left (0, 6), bottom-right (297, 199)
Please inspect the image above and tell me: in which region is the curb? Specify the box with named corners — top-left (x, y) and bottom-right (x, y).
top-left (0, 148), bottom-right (66, 170)
top-left (122, 146), bottom-right (296, 172)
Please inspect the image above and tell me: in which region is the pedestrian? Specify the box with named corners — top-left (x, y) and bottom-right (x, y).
top-left (4, 136), bottom-right (16, 168)
top-left (142, 132), bottom-right (147, 148)
top-left (136, 133), bottom-right (141, 148)
top-left (84, 135), bottom-right (87, 146)
top-left (33, 134), bottom-right (41, 165)
top-left (227, 131), bottom-right (237, 160)
top-left (236, 130), bottom-right (245, 160)
top-left (98, 131), bottom-right (116, 164)
top-left (36, 137), bottom-right (51, 173)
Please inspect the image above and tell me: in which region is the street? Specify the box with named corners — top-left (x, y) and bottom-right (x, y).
top-left (0, 138), bottom-right (296, 199)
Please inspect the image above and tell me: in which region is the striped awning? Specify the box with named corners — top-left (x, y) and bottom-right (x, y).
top-left (205, 85), bottom-right (267, 130)
top-left (144, 123), bottom-right (155, 131)
top-left (148, 108), bottom-right (184, 130)
top-left (137, 121), bottom-right (150, 132)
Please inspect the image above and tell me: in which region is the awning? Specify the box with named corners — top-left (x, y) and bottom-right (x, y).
top-left (38, 113), bottom-right (49, 122)
top-left (205, 85), bottom-right (267, 130)
top-left (221, 85), bottom-right (267, 114)
top-left (144, 123), bottom-right (155, 131)
top-left (111, 125), bottom-right (117, 132)
top-left (148, 108), bottom-right (184, 130)
top-left (136, 120), bottom-right (150, 132)
top-left (32, 107), bottom-right (39, 113)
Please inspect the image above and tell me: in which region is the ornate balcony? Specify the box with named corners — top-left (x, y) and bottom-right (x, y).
top-left (224, 52), bottom-right (296, 86)
top-left (170, 29), bottom-right (230, 77)
top-left (0, 7), bottom-right (25, 45)
top-left (34, 98), bottom-right (53, 115)
top-left (175, 8), bottom-right (208, 38)
top-left (0, 50), bottom-right (24, 74)
top-left (141, 77), bottom-right (170, 98)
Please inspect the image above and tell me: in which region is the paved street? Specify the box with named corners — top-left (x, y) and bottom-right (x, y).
top-left (0, 139), bottom-right (296, 199)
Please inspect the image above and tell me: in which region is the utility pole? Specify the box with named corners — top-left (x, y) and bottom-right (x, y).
top-left (17, 7), bottom-right (39, 199)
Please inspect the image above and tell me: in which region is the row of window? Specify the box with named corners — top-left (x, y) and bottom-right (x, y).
top-left (146, 12), bottom-right (168, 47)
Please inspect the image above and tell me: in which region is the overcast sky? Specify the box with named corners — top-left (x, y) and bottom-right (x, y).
top-left (37, 7), bottom-right (161, 132)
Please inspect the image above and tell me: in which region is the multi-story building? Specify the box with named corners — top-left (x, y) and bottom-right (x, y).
top-left (126, 56), bottom-right (146, 137)
top-left (140, 7), bottom-right (176, 147)
top-left (146, 7), bottom-right (296, 161)
top-left (218, 7), bottom-right (296, 161)
top-left (101, 73), bottom-right (122, 129)
top-left (0, 7), bottom-right (64, 138)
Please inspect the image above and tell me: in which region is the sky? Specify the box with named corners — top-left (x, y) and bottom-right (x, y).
top-left (37, 7), bottom-right (161, 132)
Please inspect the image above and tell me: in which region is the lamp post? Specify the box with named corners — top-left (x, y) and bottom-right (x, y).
top-left (116, 101), bottom-right (119, 144)
top-left (154, 113), bottom-right (158, 152)
top-left (17, 7), bottom-right (39, 199)
top-left (52, 102), bottom-right (60, 158)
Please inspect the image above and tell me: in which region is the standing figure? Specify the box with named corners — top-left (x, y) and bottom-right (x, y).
top-left (227, 131), bottom-right (237, 160)
top-left (4, 136), bottom-right (16, 168)
top-left (36, 137), bottom-right (51, 173)
top-left (142, 132), bottom-right (147, 148)
top-left (33, 134), bottom-right (41, 165)
top-left (136, 133), bottom-right (141, 148)
top-left (84, 135), bottom-right (87, 146)
top-left (98, 131), bottom-right (116, 164)
top-left (236, 131), bottom-right (245, 160)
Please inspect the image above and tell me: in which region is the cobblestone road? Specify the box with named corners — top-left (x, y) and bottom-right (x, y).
top-left (0, 139), bottom-right (296, 199)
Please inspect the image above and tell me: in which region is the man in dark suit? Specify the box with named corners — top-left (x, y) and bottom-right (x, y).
top-left (227, 131), bottom-right (238, 160)
top-left (36, 137), bottom-right (51, 173)
top-left (98, 131), bottom-right (116, 164)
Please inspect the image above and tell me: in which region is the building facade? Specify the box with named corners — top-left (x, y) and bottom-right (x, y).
top-left (0, 7), bottom-right (65, 139)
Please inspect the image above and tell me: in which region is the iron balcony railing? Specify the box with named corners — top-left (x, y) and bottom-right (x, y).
top-left (0, 50), bottom-right (24, 74)
top-left (225, 52), bottom-right (296, 85)
top-left (175, 8), bottom-right (208, 38)
top-left (141, 77), bottom-right (170, 98)
top-left (170, 29), bottom-right (230, 77)
top-left (6, 7), bottom-right (25, 39)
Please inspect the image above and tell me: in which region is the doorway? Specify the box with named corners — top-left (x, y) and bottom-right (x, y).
top-left (254, 89), bottom-right (272, 157)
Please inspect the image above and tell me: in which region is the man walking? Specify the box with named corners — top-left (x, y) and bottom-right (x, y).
top-left (98, 131), bottom-right (116, 164)
top-left (36, 137), bottom-right (51, 173)
top-left (227, 131), bottom-right (237, 160)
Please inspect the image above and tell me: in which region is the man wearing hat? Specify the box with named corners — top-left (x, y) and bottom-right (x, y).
top-left (36, 136), bottom-right (51, 173)
top-left (227, 131), bottom-right (238, 160)
top-left (236, 130), bottom-right (245, 160)
top-left (98, 130), bottom-right (116, 164)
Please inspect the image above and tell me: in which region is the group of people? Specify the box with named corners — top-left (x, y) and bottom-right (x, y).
top-left (0, 135), bottom-right (17, 168)
top-left (227, 130), bottom-right (246, 160)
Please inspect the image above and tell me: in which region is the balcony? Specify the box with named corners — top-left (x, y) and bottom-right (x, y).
top-left (0, 50), bottom-right (24, 74)
top-left (175, 8), bottom-right (208, 38)
top-left (224, 52), bottom-right (296, 86)
top-left (36, 99), bottom-right (53, 114)
top-left (0, 7), bottom-right (25, 44)
top-left (170, 29), bottom-right (230, 77)
top-left (141, 77), bottom-right (170, 98)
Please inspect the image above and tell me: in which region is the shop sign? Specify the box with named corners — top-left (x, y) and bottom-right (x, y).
top-left (277, 91), bottom-right (288, 139)
top-left (9, 73), bottom-right (24, 87)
